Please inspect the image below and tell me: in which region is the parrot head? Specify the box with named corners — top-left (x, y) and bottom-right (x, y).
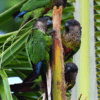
top-left (63, 19), bottom-right (82, 46)
top-left (33, 16), bottom-right (52, 34)
top-left (65, 62), bottom-right (78, 85)
top-left (53, 0), bottom-right (67, 7)
top-left (65, 19), bottom-right (81, 35)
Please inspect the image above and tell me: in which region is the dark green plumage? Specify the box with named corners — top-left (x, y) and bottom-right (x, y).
top-left (25, 16), bottom-right (52, 75)
top-left (26, 29), bottom-right (46, 66)
top-left (25, 17), bottom-right (52, 100)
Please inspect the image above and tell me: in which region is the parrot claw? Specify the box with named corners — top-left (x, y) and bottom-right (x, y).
top-left (49, 29), bottom-right (55, 37)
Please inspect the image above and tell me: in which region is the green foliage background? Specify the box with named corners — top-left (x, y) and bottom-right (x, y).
top-left (94, 0), bottom-right (100, 99)
top-left (0, 0), bottom-right (75, 99)
top-left (0, 0), bottom-right (23, 33)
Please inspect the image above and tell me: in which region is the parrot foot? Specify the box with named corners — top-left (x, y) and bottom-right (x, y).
top-left (49, 29), bottom-right (56, 37)
top-left (65, 82), bottom-right (72, 91)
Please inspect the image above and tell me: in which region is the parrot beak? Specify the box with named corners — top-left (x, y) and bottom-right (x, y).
top-left (47, 20), bottom-right (52, 27)
top-left (65, 22), bottom-right (69, 31)
top-left (66, 67), bottom-right (71, 73)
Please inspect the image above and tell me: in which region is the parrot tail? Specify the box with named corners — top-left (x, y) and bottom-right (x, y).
top-left (23, 72), bottom-right (36, 83)
top-left (13, 11), bottom-right (28, 19)
top-left (36, 61), bottom-right (42, 75)
top-left (10, 82), bottom-right (40, 92)
top-left (23, 61), bottom-right (42, 83)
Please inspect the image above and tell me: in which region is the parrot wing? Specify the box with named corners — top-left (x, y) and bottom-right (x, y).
top-left (26, 29), bottom-right (46, 76)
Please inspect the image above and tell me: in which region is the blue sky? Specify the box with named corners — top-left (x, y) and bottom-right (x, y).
top-left (0, 31), bottom-right (5, 35)
top-left (8, 77), bottom-right (22, 85)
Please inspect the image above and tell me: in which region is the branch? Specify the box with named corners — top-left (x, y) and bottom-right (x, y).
top-left (52, 6), bottom-right (66, 100)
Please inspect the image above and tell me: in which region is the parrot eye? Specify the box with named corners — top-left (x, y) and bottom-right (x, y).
top-left (65, 23), bottom-right (69, 32)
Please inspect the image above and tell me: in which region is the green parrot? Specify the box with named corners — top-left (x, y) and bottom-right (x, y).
top-left (25, 16), bottom-right (52, 99)
top-left (25, 16), bottom-right (52, 79)
top-left (13, 0), bottom-right (67, 27)
top-left (49, 19), bottom-right (82, 61)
